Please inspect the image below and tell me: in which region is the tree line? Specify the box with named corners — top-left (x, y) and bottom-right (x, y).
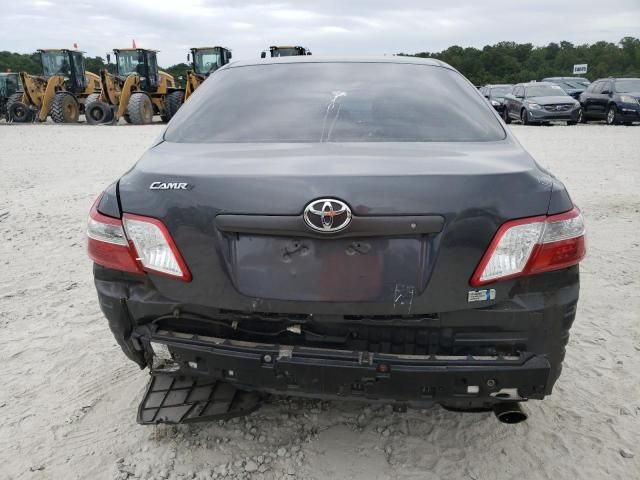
top-left (2, 37), bottom-right (639, 87)
top-left (399, 37), bottom-right (640, 85)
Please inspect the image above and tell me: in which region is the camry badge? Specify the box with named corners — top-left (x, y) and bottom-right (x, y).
top-left (149, 182), bottom-right (190, 190)
top-left (304, 198), bottom-right (352, 233)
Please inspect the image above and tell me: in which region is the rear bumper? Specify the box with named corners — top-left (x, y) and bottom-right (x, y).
top-left (94, 265), bottom-right (579, 407)
top-left (145, 330), bottom-right (551, 408)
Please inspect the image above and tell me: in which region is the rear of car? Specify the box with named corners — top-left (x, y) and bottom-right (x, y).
top-left (88, 58), bottom-right (586, 419)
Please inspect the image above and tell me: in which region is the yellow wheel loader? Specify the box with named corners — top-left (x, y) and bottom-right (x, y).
top-left (85, 48), bottom-right (179, 125)
top-left (8, 49), bottom-right (101, 123)
top-left (260, 46), bottom-right (312, 58)
top-left (1, 72), bottom-right (21, 121)
top-left (185, 47), bottom-right (232, 100)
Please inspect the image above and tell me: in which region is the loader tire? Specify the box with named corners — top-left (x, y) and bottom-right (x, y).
top-left (5, 93), bottom-right (25, 121)
top-left (85, 101), bottom-right (113, 125)
top-left (9, 100), bottom-right (33, 123)
top-left (50, 93), bottom-right (80, 123)
top-left (127, 93), bottom-right (153, 124)
top-left (83, 93), bottom-right (100, 115)
top-left (162, 90), bottom-right (184, 122)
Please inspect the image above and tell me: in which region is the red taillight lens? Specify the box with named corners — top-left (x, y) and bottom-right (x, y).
top-left (470, 207), bottom-right (586, 286)
top-left (87, 198), bottom-right (143, 274)
top-left (86, 197), bottom-right (191, 281)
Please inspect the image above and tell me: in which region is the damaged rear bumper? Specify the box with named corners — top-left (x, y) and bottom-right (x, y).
top-left (141, 329), bottom-right (551, 408)
top-left (94, 265), bottom-right (578, 408)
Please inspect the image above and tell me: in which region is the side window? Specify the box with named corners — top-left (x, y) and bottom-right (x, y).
top-left (601, 81), bottom-right (612, 93)
top-left (516, 86), bottom-right (524, 97)
top-left (592, 81), bottom-right (604, 94)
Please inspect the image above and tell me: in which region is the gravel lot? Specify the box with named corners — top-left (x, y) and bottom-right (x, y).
top-left (0, 123), bottom-right (638, 480)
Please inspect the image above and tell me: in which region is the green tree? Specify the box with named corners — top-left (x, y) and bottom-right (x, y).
top-left (399, 37), bottom-right (640, 85)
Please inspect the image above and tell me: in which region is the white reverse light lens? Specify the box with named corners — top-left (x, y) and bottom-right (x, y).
top-left (480, 221), bottom-right (544, 282)
top-left (123, 216), bottom-right (183, 277)
top-left (542, 212), bottom-right (585, 243)
top-left (87, 217), bottom-right (128, 245)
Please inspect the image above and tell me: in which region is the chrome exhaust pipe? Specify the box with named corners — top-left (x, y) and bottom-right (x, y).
top-left (493, 402), bottom-right (528, 424)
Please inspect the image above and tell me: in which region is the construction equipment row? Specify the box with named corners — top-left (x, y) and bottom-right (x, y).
top-left (2, 45), bottom-right (311, 125)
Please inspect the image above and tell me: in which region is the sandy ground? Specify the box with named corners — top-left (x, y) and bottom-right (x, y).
top-left (0, 122), bottom-right (638, 480)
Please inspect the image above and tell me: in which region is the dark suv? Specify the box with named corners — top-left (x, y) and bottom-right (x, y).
top-left (541, 77), bottom-right (590, 99)
top-left (578, 78), bottom-right (640, 125)
top-left (480, 84), bottom-right (513, 114)
top-left (503, 82), bottom-right (581, 125)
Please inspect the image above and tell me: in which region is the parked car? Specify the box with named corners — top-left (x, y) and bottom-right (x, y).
top-left (87, 57), bottom-right (586, 425)
top-left (578, 77), bottom-right (640, 125)
top-left (541, 77), bottom-right (590, 99)
top-left (503, 82), bottom-right (581, 125)
top-left (480, 84), bottom-right (513, 114)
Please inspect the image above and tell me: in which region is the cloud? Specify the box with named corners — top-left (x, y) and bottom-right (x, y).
top-left (0, 0), bottom-right (638, 66)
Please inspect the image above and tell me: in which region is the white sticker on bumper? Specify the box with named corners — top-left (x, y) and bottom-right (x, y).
top-left (468, 288), bottom-right (496, 302)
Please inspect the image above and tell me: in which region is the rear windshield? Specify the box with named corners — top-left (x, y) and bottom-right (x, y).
top-left (165, 62), bottom-right (506, 143)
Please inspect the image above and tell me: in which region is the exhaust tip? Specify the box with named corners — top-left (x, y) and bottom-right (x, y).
top-left (493, 402), bottom-right (528, 424)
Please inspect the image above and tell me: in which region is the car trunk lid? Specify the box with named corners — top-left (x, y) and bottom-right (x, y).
top-left (117, 140), bottom-right (558, 311)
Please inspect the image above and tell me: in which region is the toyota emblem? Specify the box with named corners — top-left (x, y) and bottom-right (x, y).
top-left (303, 198), bottom-right (352, 233)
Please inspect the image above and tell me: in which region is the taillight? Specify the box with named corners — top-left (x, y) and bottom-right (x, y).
top-left (122, 213), bottom-right (191, 281)
top-left (87, 198), bottom-right (143, 274)
top-left (86, 197), bottom-right (191, 281)
top-left (470, 207), bottom-right (586, 286)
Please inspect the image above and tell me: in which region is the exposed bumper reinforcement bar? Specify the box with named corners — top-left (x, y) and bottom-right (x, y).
top-left (141, 329), bottom-right (552, 406)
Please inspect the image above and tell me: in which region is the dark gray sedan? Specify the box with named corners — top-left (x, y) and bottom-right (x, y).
top-left (503, 82), bottom-right (581, 125)
top-left (87, 57), bottom-right (586, 425)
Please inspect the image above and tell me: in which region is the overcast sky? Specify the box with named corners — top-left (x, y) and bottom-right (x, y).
top-left (1, 0), bottom-right (639, 65)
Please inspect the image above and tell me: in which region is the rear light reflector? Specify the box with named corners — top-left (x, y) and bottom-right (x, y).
top-left (87, 199), bottom-right (143, 274)
top-left (123, 213), bottom-right (191, 281)
top-left (471, 208), bottom-right (586, 286)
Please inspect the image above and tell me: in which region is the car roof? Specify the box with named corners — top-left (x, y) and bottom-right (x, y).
top-left (543, 77), bottom-right (588, 80)
top-left (592, 77), bottom-right (640, 82)
top-left (486, 84), bottom-right (512, 88)
top-left (226, 56), bottom-right (453, 70)
top-left (516, 81), bottom-right (556, 87)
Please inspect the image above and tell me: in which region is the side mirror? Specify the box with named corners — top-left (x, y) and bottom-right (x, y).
top-left (106, 53), bottom-right (111, 63)
top-left (260, 51), bottom-right (266, 59)
top-left (228, 52), bottom-right (232, 59)
top-left (187, 53), bottom-right (190, 62)
top-left (516, 94), bottom-right (524, 99)
top-left (307, 51), bottom-right (312, 56)
top-left (484, 94), bottom-right (490, 99)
